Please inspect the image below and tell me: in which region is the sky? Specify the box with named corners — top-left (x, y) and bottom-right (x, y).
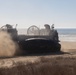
top-left (0, 0), bottom-right (76, 28)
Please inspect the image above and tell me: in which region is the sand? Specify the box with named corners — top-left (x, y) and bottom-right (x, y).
top-left (60, 41), bottom-right (76, 53)
top-left (0, 31), bottom-right (20, 57)
top-left (0, 40), bottom-right (76, 68)
top-left (0, 41), bottom-right (76, 75)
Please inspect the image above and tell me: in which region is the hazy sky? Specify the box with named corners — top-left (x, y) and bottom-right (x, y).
top-left (0, 0), bottom-right (76, 28)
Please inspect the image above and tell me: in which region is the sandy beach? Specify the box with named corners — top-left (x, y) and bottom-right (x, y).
top-left (60, 41), bottom-right (76, 53)
top-left (0, 41), bottom-right (76, 75)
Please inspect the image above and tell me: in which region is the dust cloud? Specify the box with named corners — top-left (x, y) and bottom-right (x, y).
top-left (0, 31), bottom-right (20, 57)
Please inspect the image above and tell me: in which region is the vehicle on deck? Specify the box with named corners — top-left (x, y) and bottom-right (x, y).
top-left (0, 24), bottom-right (61, 54)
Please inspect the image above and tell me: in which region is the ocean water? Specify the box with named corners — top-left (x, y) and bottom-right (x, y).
top-left (17, 28), bottom-right (76, 42)
top-left (57, 29), bottom-right (76, 42)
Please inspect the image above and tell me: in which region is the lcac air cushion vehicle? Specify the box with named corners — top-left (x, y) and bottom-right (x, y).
top-left (0, 24), bottom-right (61, 54)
